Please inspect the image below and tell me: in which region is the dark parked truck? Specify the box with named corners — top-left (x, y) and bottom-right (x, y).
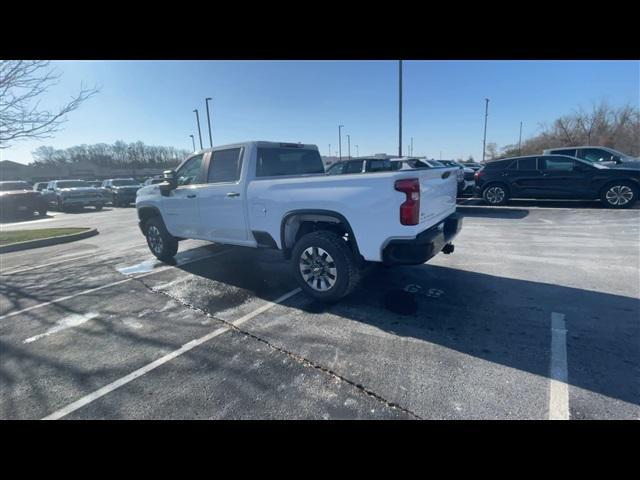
top-left (475, 155), bottom-right (640, 208)
top-left (101, 178), bottom-right (142, 207)
top-left (44, 180), bottom-right (105, 211)
top-left (0, 181), bottom-right (47, 218)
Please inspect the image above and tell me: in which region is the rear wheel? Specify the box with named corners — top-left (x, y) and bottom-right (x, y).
top-left (601, 181), bottom-right (638, 209)
top-left (482, 184), bottom-right (509, 206)
top-left (145, 216), bottom-right (178, 262)
top-left (95, 204), bottom-right (103, 211)
top-left (291, 230), bottom-right (360, 302)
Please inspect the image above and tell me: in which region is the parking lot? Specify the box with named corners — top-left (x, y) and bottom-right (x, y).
top-left (1, 201), bottom-right (638, 419)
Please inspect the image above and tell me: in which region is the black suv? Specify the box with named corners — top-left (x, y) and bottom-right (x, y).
top-left (474, 155), bottom-right (640, 208)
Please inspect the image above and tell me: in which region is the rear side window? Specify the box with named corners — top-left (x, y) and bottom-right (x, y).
top-left (208, 148), bottom-right (242, 183)
top-left (367, 160), bottom-right (391, 172)
top-left (256, 148), bottom-right (325, 177)
top-left (551, 149), bottom-right (576, 156)
top-left (518, 157), bottom-right (538, 170)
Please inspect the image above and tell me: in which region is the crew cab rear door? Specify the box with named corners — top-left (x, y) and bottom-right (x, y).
top-left (197, 147), bottom-right (249, 243)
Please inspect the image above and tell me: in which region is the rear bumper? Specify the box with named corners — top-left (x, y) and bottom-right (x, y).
top-left (382, 213), bottom-right (463, 265)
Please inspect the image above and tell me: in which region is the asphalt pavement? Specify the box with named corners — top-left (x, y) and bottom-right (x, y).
top-left (1, 202), bottom-right (638, 419)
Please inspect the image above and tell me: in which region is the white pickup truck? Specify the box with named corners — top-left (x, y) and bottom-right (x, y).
top-left (136, 141), bottom-right (462, 301)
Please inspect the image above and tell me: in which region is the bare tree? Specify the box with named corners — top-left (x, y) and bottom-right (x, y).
top-left (0, 60), bottom-right (99, 148)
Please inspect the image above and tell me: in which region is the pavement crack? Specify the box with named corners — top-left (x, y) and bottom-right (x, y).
top-left (129, 273), bottom-right (423, 420)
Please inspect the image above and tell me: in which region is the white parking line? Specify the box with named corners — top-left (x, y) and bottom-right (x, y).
top-left (549, 312), bottom-right (569, 420)
top-left (0, 249), bottom-right (228, 321)
top-left (1, 252), bottom-right (100, 275)
top-left (42, 287), bottom-right (301, 420)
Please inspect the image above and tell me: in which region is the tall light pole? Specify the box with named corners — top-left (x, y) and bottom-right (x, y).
top-left (189, 135), bottom-right (195, 152)
top-left (482, 98), bottom-right (489, 163)
top-left (518, 121), bottom-right (523, 155)
top-left (193, 109), bottom-right (203, 150)
top-left (347, 134), bottom-right (351, 159)
top-left (338, 125), bottom-right (344, 161)
top-left (355, 145), bottom-right (359, 157)
top-left (205, 97), bottom-right (213, 148)
top-left (328, 144), bottom-right (331, 157)
top-left (411, 137), bottom-right (414, 157)
top-left (398, 60), bottom-right (403, 157)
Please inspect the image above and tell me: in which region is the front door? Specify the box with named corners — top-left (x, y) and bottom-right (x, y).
top-left (162, 154), bottom-right (206, 238)
top-left (197, 147), bottom-right (249, 244)
top-left (539, 156), bottom-right (590, 198)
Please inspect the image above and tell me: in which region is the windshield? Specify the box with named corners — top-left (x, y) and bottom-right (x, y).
top-left (0, 181), bottom-right (31, 191)
top-left (57, 181), bottom-right (87, 188)
top-left (112, 179), bottom-right (138, 186)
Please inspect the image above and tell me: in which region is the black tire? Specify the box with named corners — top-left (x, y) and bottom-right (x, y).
top-left (37, 206), bottom-right (47, 217)
top-left (291, 230), bottom-right (360, 302)
top-left (482, 183), bottom-right (509, 206)
top-left (600, 181), bottom-right (638, 209)
top-left (57, 198), bottom-right (67, 212)
top-left (95, 204), bottom-right (103, 211)
top-left (144, 216), bottom-right (178, 262)
top-left (113, 197), bottom-right (120, 207)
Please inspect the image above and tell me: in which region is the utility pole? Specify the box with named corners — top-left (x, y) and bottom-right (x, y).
top-left (347, 134), bottom-right (351, 159)
top-left (205, 97), bottom-right (213, 148)
top-left (193, 109), bottom-right (203, 150)
top-left (355, 145), bottom-right (359, 157)
top-left (338, 125), bottom-right (344, 161)
top-left (518, 121), bottom-right (523, 155)
top-left (189, 135), bottom-right (195, 152)
top-left (482, 98), bottom-right (489, 163)
top-left (398, 60), bottom-right (403, 157)
top-left (410, 137), bottom-right (414, 156)
top-left (328, 144), bottom-right (331, 157)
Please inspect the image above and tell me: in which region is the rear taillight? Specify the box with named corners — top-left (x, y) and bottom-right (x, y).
top-left (474, 170), bottom-right (483, 181)
top-left (395, 178), bottom-right (420, 225)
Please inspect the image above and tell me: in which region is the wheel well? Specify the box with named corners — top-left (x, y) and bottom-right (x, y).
top-left (138, 207), bottom-right (161, 228)
top-left (599, 178), bottom-right (639, 196)
top-left (281, 212), bottom-right (361, 261)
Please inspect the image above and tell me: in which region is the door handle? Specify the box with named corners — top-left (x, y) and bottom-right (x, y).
top-left (226, 192), bottom-right (240, 198)
top-left (187, 194), bottom-right (197, 198)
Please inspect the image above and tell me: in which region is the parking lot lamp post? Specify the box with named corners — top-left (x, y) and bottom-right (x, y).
top-left (355, 145), bottom-right (359, 157)
top-left (398, 60), bottom-right (403, 157)
top-left (518, 121), bottom-right (523, 155)
top-left (193, 109), bottom-right (203, 150)
top-left (205, 98), bottom-right (213, 148)
top-left (189, 135), bottom-right (196, 152)
top-left (338, 125), bottom-right (344, 161)
top-left (482, 98), bottom-right (489, 163)
top-left (347, 134), bottom-right (351, 159)
top-left (328, 144), bottom-right (331, 157)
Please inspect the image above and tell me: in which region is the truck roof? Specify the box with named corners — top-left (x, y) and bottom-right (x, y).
top-left (190, 141), bottom-right (318, 155)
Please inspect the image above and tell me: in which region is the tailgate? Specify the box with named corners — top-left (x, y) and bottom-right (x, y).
top-left (416, 167), bottom-right (457, 225)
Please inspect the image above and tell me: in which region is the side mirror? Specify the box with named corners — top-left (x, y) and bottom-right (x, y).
top-left (160, 170), bottom-right (177, 196)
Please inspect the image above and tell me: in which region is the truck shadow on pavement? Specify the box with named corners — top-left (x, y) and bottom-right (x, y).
top-left (168, 247), bottom-right (639, 411)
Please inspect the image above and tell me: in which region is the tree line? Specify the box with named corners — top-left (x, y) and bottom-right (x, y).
top-left (486, 101), bottom-right (640, 161)
top-left (31, 141), bottom-right (190, 169)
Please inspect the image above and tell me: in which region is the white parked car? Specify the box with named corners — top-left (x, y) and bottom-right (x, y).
top-left (136, 141), bottom-right (462, 301)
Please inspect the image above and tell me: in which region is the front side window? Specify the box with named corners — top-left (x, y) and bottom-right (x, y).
top-left (327, 163), bottom-right (345, 175)
top-left (578, 148), bottom-right (614, 163)
top-left (177, 154), bottom-right (205, 185)
top-left (57, 181), bottom-right (87, 188)
top-left (208, 148), bottom-right (242, 183)
top-left (552, 149), bottom-right (576, 157)
top-left (517, 158), bottom-right (538, 170)
top-left (542, 157), bottom-right (574, 171)
top-left (345, 160), bottom-right (364, 173)
top-left (256, 148), bottom-right (325, 177)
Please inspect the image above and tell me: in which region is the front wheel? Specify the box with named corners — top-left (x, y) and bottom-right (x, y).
top-left (145, 216), bottom-right (178, 262)
top-left (601, 181), bottom-right (638, 209)
top-left (291, 230), bottom-right (360, 302)
top-left (482, 184), bottom-right (509, 206)
top-left (94, 204), bottom-right (103, 211)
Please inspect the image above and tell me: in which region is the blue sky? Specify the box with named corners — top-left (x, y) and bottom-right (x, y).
top-left (3, 60), bottom-right (639, 164)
